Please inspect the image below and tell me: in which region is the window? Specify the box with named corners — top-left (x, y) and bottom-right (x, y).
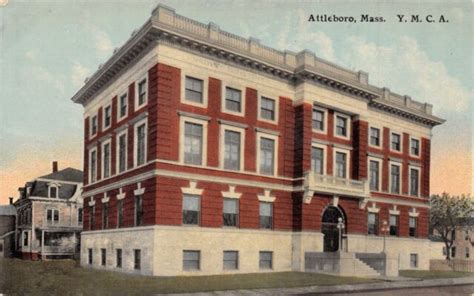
top-left (183, 250), bottom-right (200, 271)
top-left (103, 142), bottom-right (111, 178)
top-left (134, 195), bottom-right (143, 226)
top-left (259, 202), bottom-right (273, 229)
top-left (185, 76), bottom-right (203, 104)
top-left (369, 160), bottom-right (380, 191)
top-left (49, 186), bottom-right (58, 198)
top-left (224, 130), bottom-right (241, 170)
top-left (390, 164), bottom-right (401, 194)
top-left (119, 92), bottom-right (128, 119)
top-left (410, 254), bottom-right (418, 268)
top-left (118, 132), bottom-right (127, 173)
top-left (260, 97), bottom-right (276, 121)
top-left (312, 108), bottom-right (325, 131)
top-left (137, 77), bottom-right (147, 107)
top-left (183, 195), bottom-right (200, 225)
top-left (335, 115), bottom-right (348, 137)
top-left (259, 251), bottom-right (273, 269)
top-left (370, 127), bottom-right (381, 147)
top-left (104, 105), bottom-right (111, 128)
top-left (452, 247), bottom-right (457, 258)
top-left (409, 217), bottom-right (417, 237)
top-left (368, 212), bottom-right (378, 235)
top-left (389, 215), bottom-right (398, 236)
top-left (335, 152), bottom-right (347, 178)
top-left (78, 208), bottom-right (83, 224)
top-left (116, 249), bottom-right (122, 268)
top-left (88, 248), bottom-right (93, 265)
top-left (311, 147), bottom-right (324, 174)
top-left (89, 205), bottom-right (95, 230)
top-left (391, 133), bottom-right (401, 151)
top-left (410, 168), bottom-right (419, 196)
top-left (134, 249), bottom-right (141, 270)
top-left (23, 231), bottom-right (29, 246)
top-left (46, 209), bottom-right (59, 225)
top-left (466, 247), bottom-right (470, 259)
top-left (225, 87), bottom-right (242, 113)
top-left (91, 115), bottom-right (98, 136)
top-left (223, 251), bottom-right (238, 270)
top-left (102, 203), bottom-right (109, 229)
top-left (223, 198), bottom-right (239, 227)
top-left (184, 122), bottom-right (203, 165)
top-left (101, 248), bottom-right (106, 266)
top-left (451, 229), bottom-right (456, 240)
top-left (117, 199), bottom-right (124, 228)
top-left (259, 137), bottom-right (275, 175)
top-left (410, 138), bottom-right (420, 156)
top-left (135, 122), bottom-right (146, 166)
top-left (465, 229), bottom-right (469, 241)
top-left (90, 149), bottom-right (97, 183)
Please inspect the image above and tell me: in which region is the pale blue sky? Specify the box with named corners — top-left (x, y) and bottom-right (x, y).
top-left (0, 0), bottom-right (472, 203)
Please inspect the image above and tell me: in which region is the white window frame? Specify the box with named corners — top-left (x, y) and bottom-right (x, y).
top-left (256, 132), bottom-right (279, 177)
top-left (48, 183), bottom-right (59, 198)
top-left (409, 136), bottom-right (421, 158)
top-left (117, 89), bottom-right (129, 122)
top-left (219, 124), bottom-right (245, 172)
top-left (101, 139), bottom-right (112, 179)
top-left (133, 118), bottom-right (148, 168)
top-left (221, 83), bottom-right (245, 117)
top-left (181, 71), bottom-right (208, 108)
top-left (179, 116), bottom-right (208, 166)
top-left (368, 124), bottom-right (383, 149)
top-left (116, 129), bottom-right (128, 174)
top-left (89, 147), bottom-right (98, 184)
top-left (333, 112), bottom-right (351, 140)
top-left (409, 165), bottom-right (421, 197)
top-left (367, 157), bottom-right (383, 192)
top-left (258, 94), bottom-right (279, 124)
top-left (390, 131), bottom-right (403, 153)
top-left (90, 114), bottom-right (98, 139)
top-left (333, 147), bottom-right (350, 179)
top-left (389, 161), bottom-right (403, 194)
top-left (135, 73), bottom-right (149, 111)
top-left (45, 208), bottom-right (60, 225)
top-left (311, 142), bottom-right (327, 175)
top-left (102, 103), bottom-right (112, 131)
top-left (312, 106), bottom-right (328, 134)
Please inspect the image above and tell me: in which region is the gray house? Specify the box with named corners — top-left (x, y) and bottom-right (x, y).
top-left (0, 199), bottom-right (17, 258)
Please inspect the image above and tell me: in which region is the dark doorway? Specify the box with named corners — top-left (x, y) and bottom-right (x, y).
top-left (322, 206), bottom-right (345, 252)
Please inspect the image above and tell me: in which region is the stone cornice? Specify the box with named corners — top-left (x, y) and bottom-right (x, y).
top-left (71, 4), bottom-right (445, 128)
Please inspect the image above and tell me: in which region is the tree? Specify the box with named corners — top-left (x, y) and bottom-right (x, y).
top-left (430, 193), bottom-right (474, 260)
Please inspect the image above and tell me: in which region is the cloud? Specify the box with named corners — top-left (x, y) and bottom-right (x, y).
top-left (340, 36), bottom-right (471, 114)
top-left (94, 29), bottom-right (113, 55)
top-left (71, 62), bottom-right (90, 88)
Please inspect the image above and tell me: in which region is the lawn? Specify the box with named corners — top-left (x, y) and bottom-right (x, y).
top-left (399, 269), bottom-right (474, 279)
top-left (0, 258), bottom-right (377, 295)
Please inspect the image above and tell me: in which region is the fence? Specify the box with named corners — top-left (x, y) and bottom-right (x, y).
top-left (430, 259), bottom-right (474, 272)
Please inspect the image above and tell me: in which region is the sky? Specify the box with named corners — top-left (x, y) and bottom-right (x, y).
top-left (0, 0), bottom-right (472, 204)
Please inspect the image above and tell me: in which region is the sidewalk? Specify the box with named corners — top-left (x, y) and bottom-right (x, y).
top-left (168, 276), bottom-right (474, 295)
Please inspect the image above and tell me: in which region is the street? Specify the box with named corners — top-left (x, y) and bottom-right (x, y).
top-left (303, 284), bottom-right (474, 296)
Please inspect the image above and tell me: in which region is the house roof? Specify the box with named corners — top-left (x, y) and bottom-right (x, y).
top-left (29, 181), bottom-right (79, 200)
top-left (0, 205), bottom-right (17, 216)
top-left (39, 168), bottom-right (83, 183)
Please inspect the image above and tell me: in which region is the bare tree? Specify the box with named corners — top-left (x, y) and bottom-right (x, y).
top-left (430, 193), bottom-right (474, 260)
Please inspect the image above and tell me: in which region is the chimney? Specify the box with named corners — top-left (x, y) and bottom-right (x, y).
top-left (52, 161), bottom-right (58, 173)
top-left (9, 197), bottom-right (13, 205)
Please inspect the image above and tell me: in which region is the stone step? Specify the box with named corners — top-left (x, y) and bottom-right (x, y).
top-left (353, 258), bottom-right (381, 276)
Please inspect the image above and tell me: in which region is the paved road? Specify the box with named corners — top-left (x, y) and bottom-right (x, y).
top-left (303, 284), bottom-right (474, 296)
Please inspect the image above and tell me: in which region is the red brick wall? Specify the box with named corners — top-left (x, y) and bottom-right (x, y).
top-left (421, 138), bottom-right (431, 197)
top-left (352, 120), bottom-right (368, 180)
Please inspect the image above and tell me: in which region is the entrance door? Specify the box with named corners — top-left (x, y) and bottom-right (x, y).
top-left (321, 206), bottom-right (345, 252)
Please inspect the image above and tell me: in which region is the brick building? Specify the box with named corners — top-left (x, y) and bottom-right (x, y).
top-left (72, 5), bottom-right (444, 276)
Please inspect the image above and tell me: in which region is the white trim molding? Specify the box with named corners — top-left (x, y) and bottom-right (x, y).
top-left (390, 131), bottom-right (403, 153)
top-left (133, 117), bottom-right (148, 169)
top-left (389, 161), bottom-right (403, 195)
top-left (134, 182), bottom-right (146, 196)
top-left (389, 205), bottom-right (400, 216)
top-left (409, 208), bottom-right (420, 217)
top-left (311, 105), bottom-right (328, 135)
top-left (116, 188), bottom-right (126, 200)
top-left (222, 185), bottom-right (241, 199)
top-left (409, 136), bottom-right (421, 158)
top-left (408, 165), bottom-right (421, 197)
top-left (219, 123), bottom-right (245, 172)
top-left (88, 199), bottom-right (96, 207)
top-left (102, 103), bottom-right (112, 131)
top-left (367, 202), bottom-right (380, 213)
top-left (221, 82), bottom-right (246, 117)
top-left (367, 157), bottom-right (383, 192)
top-left (256, 131), bottom-right (279, 177)
top-left (257, 189), bottom-right (276, 203)
top-left (368, 124), bottom-right (383, 149)
top-left (101, 193), bottom-right (110, 204)
top-left (181, 71), bottom-right (209, 108)
top-left (117, 88), bottom-right (129, 123)
top-left (310, 142), bottom-right (327, 175)
top-left (333, 147), bottom-right (351, 179)
top-left (257, 93), bottom-right (279, 124)
top-left (333, 112), bottom-right (351, 140)
top-left (134, 72), bottom-right (149, 112)
top-left (181, 180), bottom-right (203, 195)
top-left (179, 114), bottom-right (209, 166)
